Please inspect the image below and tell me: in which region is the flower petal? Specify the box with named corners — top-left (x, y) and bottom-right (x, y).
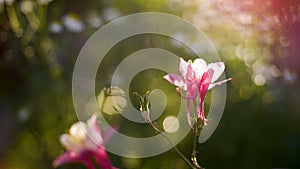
top-left (70, 122), bottom-right (87, 140)
top-left (86, 115), bottom-right (103, 146)
top-left (53, 151), bottom-right (95, 169)
top-left (164, 74), bottom-right (187, 90)
top-left (192, 58), bottom-right (207, 79)
top-left (208, 78), bottom-right (232, 90)
top-left (60, 134), bottom-right (83, 154)
top-left (179, 58), bottom-right (188, 78)
top-left (206, 62), bottom-right (225, 83)
top-left (103, 126), bottom-right (118, 145)
top-left (54, 115), bottom-right (117, 169)
top-left (53, 151), bottom-right (79, 167)
top-left (198, 71), bottom-right (213, 125)
top-left (186, 63), bottom-right (196, 83)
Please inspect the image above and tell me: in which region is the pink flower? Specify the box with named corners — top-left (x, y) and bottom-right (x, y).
top-left (53, 115), bottom-right (117, 169)
top-left (164, 58), bottom-right (231, 127)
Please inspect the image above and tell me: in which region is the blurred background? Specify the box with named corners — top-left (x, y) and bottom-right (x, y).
top-left (1, 0), bottom-right (300, 168)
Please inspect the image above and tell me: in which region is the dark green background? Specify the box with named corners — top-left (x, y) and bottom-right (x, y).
top-left (0, 0), bottom-right (300, 168)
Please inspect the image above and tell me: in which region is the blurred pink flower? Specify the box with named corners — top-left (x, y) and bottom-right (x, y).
top-left (164, 58), bottom-right (231, 127)
top-left (53, 115), bottom-right (117, 169)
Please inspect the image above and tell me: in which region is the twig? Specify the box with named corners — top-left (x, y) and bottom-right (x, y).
top-left (147, 118), bottom-right (194, 168)
top-left (191, 117), bottom-right (202, 169)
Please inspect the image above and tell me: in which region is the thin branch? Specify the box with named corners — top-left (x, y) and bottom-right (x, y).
top-left (147, 118), bottom-right (195, 168)
top-left (191, 113), bottom-right (203, 169)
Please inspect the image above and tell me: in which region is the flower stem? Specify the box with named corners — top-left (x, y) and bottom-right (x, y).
top-left (191, 117), bottom-right (203, 169)
top-left (147, 120), bottom-right (195, 168)
top-left (134, 91), bottom-right (199, 169)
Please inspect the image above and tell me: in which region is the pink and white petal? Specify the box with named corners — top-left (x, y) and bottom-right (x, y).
top-left (201, 69), bottom-right (213, 85)
top-left (179, 58), bottom-right (188, 78)
top-left (198, 72), bottom-right (212, 125)
top-left (87, 115), bottom-right (104, 146)
top-left (163, 74), bottom-right (187, 90)
top-left (69, 122), bottom-right (87, 139)
top-left (206, 62), bottom-right (225, 83)
top-left (208, 78), bottom-right (232, 90)
top-left (59, 134), bottom-right (71, 150)
top-left (186, 82), bottom-right (198, 97)
top-left (192, 58), bottom-right (206, 79)
top-left (60, 134), bottom-right (83, 154)
top-left (186, 64), bottom-right (197, 83)
top-left (103, 126), bottom-right (118, 145)
top-left (53, 151), bottom-right (83, 168)
top-left (87, 115), bottom-right (101, 135)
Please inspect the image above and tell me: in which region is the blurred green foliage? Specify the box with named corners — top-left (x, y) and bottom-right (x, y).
top-left (0, 0), bottom-right (300, 169)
